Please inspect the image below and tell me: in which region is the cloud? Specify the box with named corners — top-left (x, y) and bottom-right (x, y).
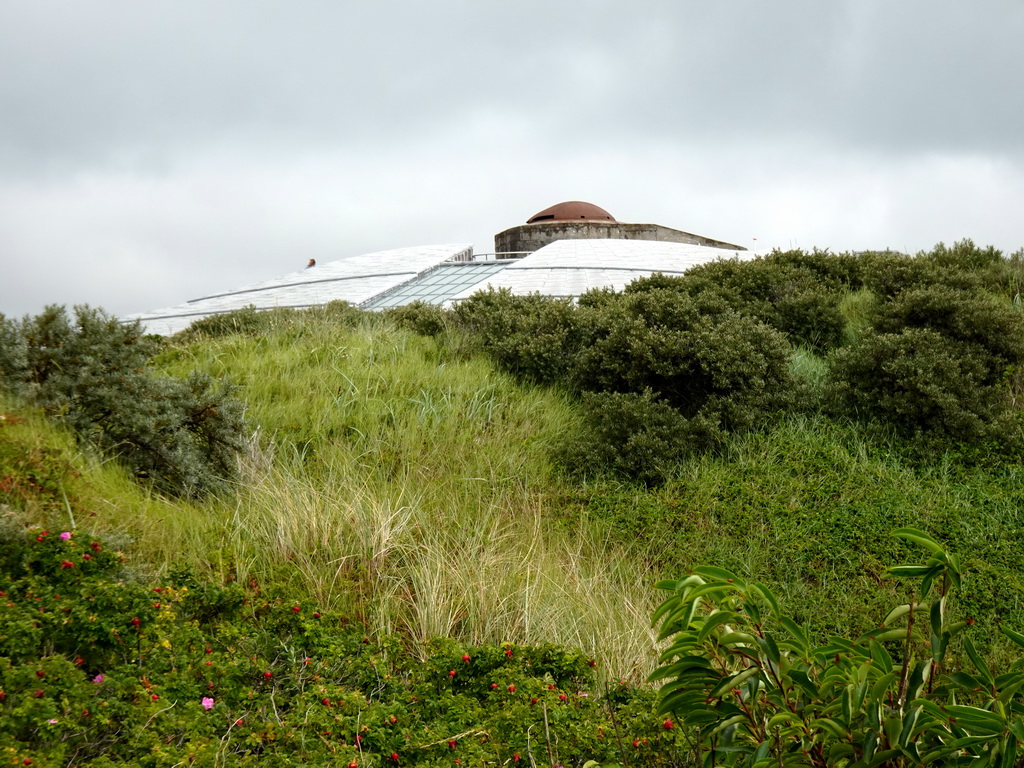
top-left (0, 0), bottom-right (1022, 318)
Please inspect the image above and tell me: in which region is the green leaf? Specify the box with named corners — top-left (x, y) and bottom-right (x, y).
top-left (949, 672), bottom-right (985, 692)
top-left (789, 670), bottom-right (819, 699)
top-left (945, 704), bottom-right (1006, 735)
top-left (1007, 719), bottom-right (1024, 743)
top-left (719, 631), bottom-right (758, 646)
top-left (813, 717), bottom-right (851, 740)
top-left (887, 565), bottom-right (937, 578)
top-left (868, 639), bottom-right (894, 674)
top-left (898, 706), bottom-right (924, 748)
top-left (1000, 625), bottom-right (1024, 651)
top-left (930, 598), bottom-right (943, 638)
top-left (964, 635), bottom-right (995, 686)
top-left (868, 671), bottom-right (897, 704)
top-left (707, 714), bottom-right (748, 738)
top-left (880, 603), bottom-right (913, 627)
top-left (893, 527), bottom-right (944, 555)
top-left (861, 628), bottom-right (911, 644)
top-left (779, 617), bottom-right (810, 652)
top-left (999, 736), bottom-right (1017, 768)
top-left (697, 611), bottom-right (742, 644)
top-left (758, 633), bottom-right (781, 665)
top-left (710, 667), bottom-right (761, 699)
top-left (751, 582), bottom-right (781, 618)
top-left (694, 565), bottom-right (745, 585)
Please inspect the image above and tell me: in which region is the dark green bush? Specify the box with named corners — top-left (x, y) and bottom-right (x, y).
top-left (453, 289), bottom-right (581, 384)
top-left (175, 301), bottom-right (366, 342)
top-left (859, 247), bottom-right (987, 298)
top-left (763, 247), bottom-right (864, 288)
top-left (383, 301), bottom-right (449, 337)
top-left (634, 257), bottom-right (847, 352)
top-left (559, 390), bottom-right (722, 486)
top-left (175, 305), bottom-right (285, 340)
top-left (872, 285), bottom-right (1024, 377)
top-left (0, 305), bottom-right (246, 498)
top-left (573, 289), bottom-right (796, 432)
top-left (825, 328), bottom-right (1021, 452)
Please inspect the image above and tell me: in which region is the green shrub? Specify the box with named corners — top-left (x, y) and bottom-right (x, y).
top-left (175, 304), bottom-right (285, 340)
top-left (825, 328), bottom-right (1021, 453)
top-left (559, 390), bottom-right (722, 485)
top-left (859, 248), bottom-right (987, 298)
top-left (574, 289), bottom-right (796, 431)
top-left (0, 305), bottom-right (246, 498)
top-left (453, 289), bottom-right (581, 384)
top-left (638, 257), bottom-right (847, 352)
top-left (872, 285), bottom-right (1024, 377)
top-left (383, 300), bottom-right (450, 337)
top-left (763, 248), bottom-right (864, 288)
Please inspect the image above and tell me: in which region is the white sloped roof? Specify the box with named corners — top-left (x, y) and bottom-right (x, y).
top-left (445, 239), bottom-right (757, 302)
top-left (128, 244), bottom-right (472, 335)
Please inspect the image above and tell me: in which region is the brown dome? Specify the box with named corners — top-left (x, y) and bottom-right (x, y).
top-left (526, 201), bottom-right (616, 224)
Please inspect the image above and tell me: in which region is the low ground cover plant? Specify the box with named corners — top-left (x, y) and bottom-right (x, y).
top-left (0, 525), bottom-right (682, 767)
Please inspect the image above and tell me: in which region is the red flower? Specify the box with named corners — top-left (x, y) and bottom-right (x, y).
top-left (313, 612), bottom-right (321, 619)
top-left (448, 670), bottom-right (456, 677)
top-left (82, 554), bottom-right (92, 561)
top-left (292, 606), bottom-right (301, 613)
top-left (448, 740), bottom-right (457, 750)
top-left (504, 648), bottom-right (513, 658)
top-left (530, 697), bottom-right (538, 705)
top-left (461, 654), bottom-right (470, 662)
top-left (389, 753), bottom-right (399, 763)
top-left (663, 719), bottom-right (674, 730)
top-left (130, 617), bottom-right (141, 628)
top-left (507, 684), bottom-right (516, 692)
top-left (491, 683), bottom-right (498, 690)
top-left (588, 660), bottom-right (596, 667)
top-left (90, 542), bottom-right (101, 552)
top-left (263, 671), bottom-right (273, 679)
top-left (151, 694), bottom-right (159, 701)
top-left (34, 689), bottom-right (44, 698)
top-left (60, 560), bottom-right (74, 569)
top-left (558, 693), bottom-right (567, 701)
top-left (322, 698), bottom-right (331, 706)
top-left (36, 670), bottom-right (45, 678)
top-left (513, 754), bottom-right (520, 762)
top-left (205, 647), bottom-right (213, 654)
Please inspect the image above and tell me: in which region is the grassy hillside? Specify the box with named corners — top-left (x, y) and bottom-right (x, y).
top-left (5, 244), bottom-right (1024, 765)
top-left (5, 304), bottom-right (1023, 677)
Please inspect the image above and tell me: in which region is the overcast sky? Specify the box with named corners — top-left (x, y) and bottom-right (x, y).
top-left (2, 0), bottom-right (1023, 320)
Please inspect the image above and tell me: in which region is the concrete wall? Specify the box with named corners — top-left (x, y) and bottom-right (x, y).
top-left (493, 221), bottom-right (745, 254)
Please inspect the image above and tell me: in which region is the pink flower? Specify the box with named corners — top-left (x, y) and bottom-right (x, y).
top-left (201, 697), bottom-right (214, 710)
top-left (92, 674), bottom-right (104, 684)
top-left (59, 532), bottom-right (71, 541)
